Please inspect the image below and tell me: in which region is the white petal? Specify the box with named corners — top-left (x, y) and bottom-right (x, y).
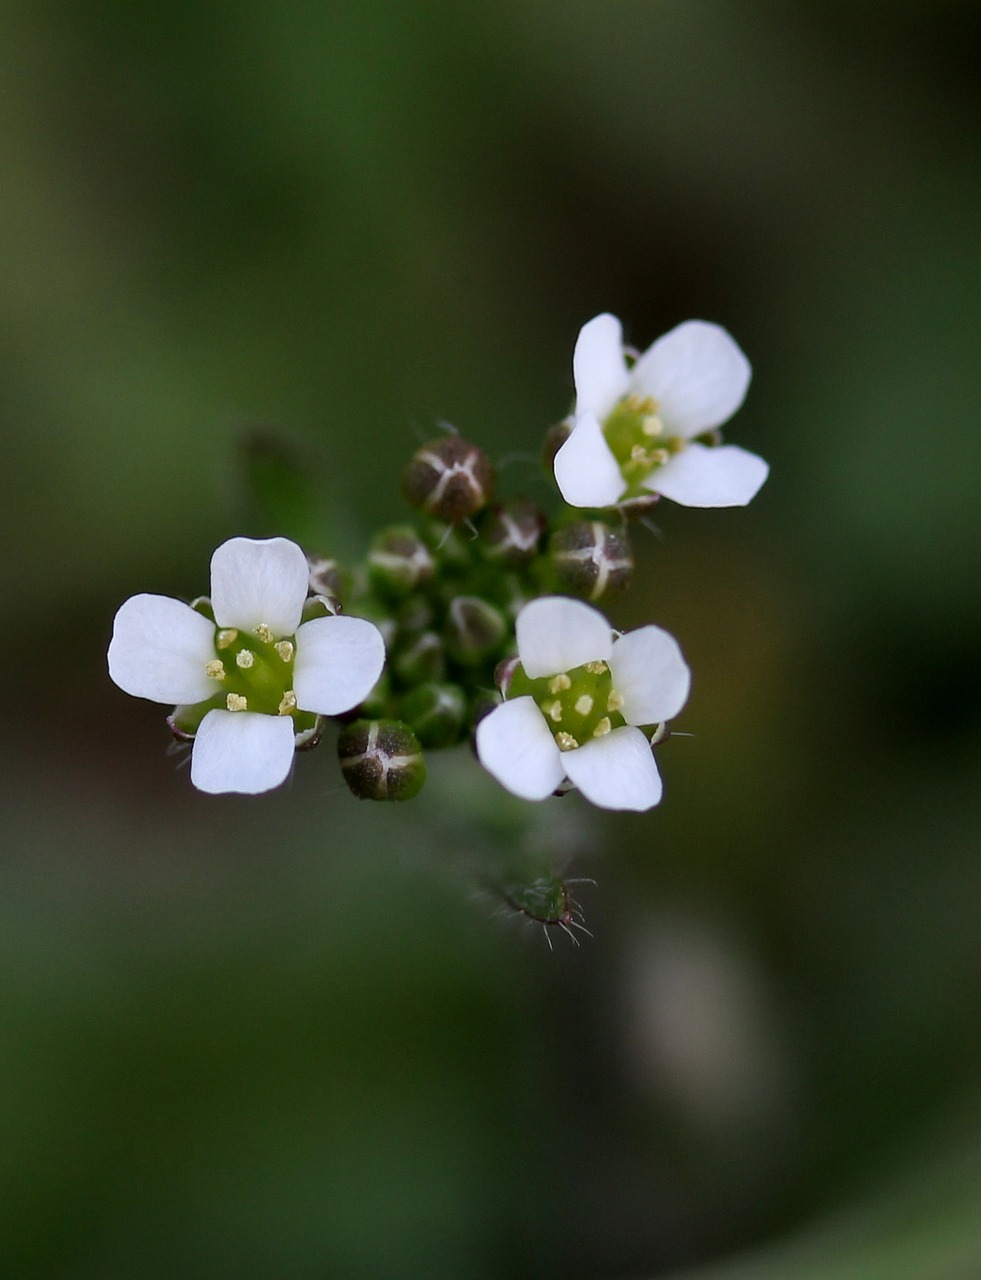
top-left (608, 626), bottom-right (691, 725)
top-left (475, 697), bottom-right (565, 801)
top-left (515, 596), bottom-right (613, 679)
top-left (562, 726), bottom-right (662, 811)
top-left (293, 614), bottom-right (386, 715)
top-left (649, 443), bottom-right (769, 507)
top-left (190, 709), bottom-right (295, 794)
top-left (108, 594), bottom-right (217, 704)
top-left (553, 412), bottom-right (626, 509)
top-left (631, 320), bottom-right (751, 437)
top-left (210, 537), bottom-right (310, 636)
top-left (573, 313), bottom-right (631, 418)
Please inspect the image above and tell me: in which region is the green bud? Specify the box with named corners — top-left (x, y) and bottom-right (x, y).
top-left (444, 595), bottom-right (507, 665)
top-left (402, 435), bottom-right (495, 524)
top-left (392, 630), bottom-right (446, 685)
top-left (337, 719), bottom-right (426, 801)
top-left (398, 681), bottom-right (468, 748)
top-left (367, 525), bottom-right (435, 598)
top-left (477, 498), bottom-right (546, 567)
top-left (548, 520), bottom-right (634, 601)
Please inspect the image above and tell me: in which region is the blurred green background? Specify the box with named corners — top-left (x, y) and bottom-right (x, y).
top-left (3, 2), bottom-right (980, 1276)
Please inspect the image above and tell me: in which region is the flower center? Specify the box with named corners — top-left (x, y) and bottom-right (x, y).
top-left (205, 624), bottom-right (297, 716)
top-left (509, 659), bottom-right (627, 751)
top-left (602, 394), bottom-right (684, 495)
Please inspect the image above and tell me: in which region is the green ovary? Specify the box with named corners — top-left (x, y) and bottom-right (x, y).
top-left (205, 625), bottom-right (298, 717)
top-left (602, 394), bottom-right (683, 495)
top-left (509, 659), bottom-right (627, 751)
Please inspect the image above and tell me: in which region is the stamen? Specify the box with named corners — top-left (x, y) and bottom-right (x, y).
top-left (274, 640), bottom-right (294, 662)
top-left (584, 660), bottom-right (608, 675)
top-left (574, 694), bottom-right (594, 716)
top-left (235, 649), bottom-right (255, 669)
top-left (607, 690), bottom-right (624, 713)
top-left (548, 673), bottom-right (571, 694)
top-left (548, 701), bottom-right (563, 723)
top-left (226, 693), bottom-right (248, 712)
top-left (254, 624), bottom-right (274, 643)
top-left (278, 691), bottom-right (297, 716)
top-left (642, 414), bottom-right (663, 437)
top-left (555, 731), bottom-right (579, 751)
top-left (205, 659), bottom-right (225, 680)
top-left (216, 629), bottom-right (238, 650)
top-left (592, 717), bottom-right (612, 738)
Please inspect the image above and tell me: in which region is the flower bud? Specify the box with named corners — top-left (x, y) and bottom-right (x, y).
top-left (402, 435), bottom-right (495, 524)
top-left (337, 719), bottom-right (426, 801)
top-left (548, 520), bottom-right (633, 601)
top-left (392, 630), bottom-right (445, 685)
top-left (367, 525), bottom-right (435, 598)
top-left (444, 595), bottom-right (507, 666)
top-left (398, 682), bottom-right (468, 748)
top-left (477, 498), bottom-right (546, 567)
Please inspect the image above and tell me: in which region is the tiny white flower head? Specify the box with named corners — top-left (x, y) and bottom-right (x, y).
top-left (475, 596), bottom-right (690, 811)
top-left (553, 314), bottom-right (768, 510)
top-left (108, 537), bottom-right (386, 794)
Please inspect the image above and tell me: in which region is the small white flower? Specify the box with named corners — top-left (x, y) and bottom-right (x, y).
top-left (475, 597), bottom-right (690, 811)
top-left (554, 313), bottom-right (769, 509)
top-left (108, 537), bottom-right (386, 794)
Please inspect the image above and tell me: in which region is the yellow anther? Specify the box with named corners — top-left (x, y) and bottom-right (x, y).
top-left (277, 691), bottom-right (297, 716)
top-left (607, 690), bottom-right (624, 713)
top-left (574, 694), bottom-right (594, 716)
top-left (274, 640), bottom-right (294, 662)
top-left (226, 693), bottom-right (248, 712)
top-left (651, 448), bottom-right (669, 466)
top-left (254, 624), bottom-right (274, 644)
top-left (584, 660), bottom-right (608, 675)
top-left (630, 444), bottom-right (649, 463)
top-left (216, 629), bottom-right (238, 650)
top-left (548, 701), bottom-right (563, 723)
top-left (548, 673), bottom-right (571, 694)
top-left (592, 717), bottom-right (612, 738)
top-left (642, 414), bottom-right (664, 437)
top-left (235, 649), bottom-right (255, 669)
top-left (555, 731), bottom-right (580, 752)
top-left (205, 659), bottom-right (225, 680)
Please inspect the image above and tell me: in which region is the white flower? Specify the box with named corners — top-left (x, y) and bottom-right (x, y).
top-left (553, 313), bottom-right (768, 509)
top-left (108, 537), bottom-right (386, 794)
top-left (475, 597), bottom-right (690, 811)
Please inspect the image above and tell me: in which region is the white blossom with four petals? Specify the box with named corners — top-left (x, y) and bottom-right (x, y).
top-left (108, 537), bottom-right (385, 794)
top-left (553, 313), bottom-right (769, 509)
top-left (475, 597), bottom-right (690, 811)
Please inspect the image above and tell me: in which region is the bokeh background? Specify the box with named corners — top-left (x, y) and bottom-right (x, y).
top-left (3, 2), bottom-right (980, 1277)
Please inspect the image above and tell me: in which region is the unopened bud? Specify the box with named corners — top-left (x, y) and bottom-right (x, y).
top-left (444, 595), bottom-right (507, 665)
top-left (402, 435), bottom-right (495, 523)
top-left (548, 520), bottom-right (633, 601)
top-left (367, 525), bottom-right (435, 598)
top-left (398, 682), bottom-right (468, 748)
top-left (337, 719), bottom-right (426, 801)
top-left (392, 630), bottom-right (446, 685)
top-left (478, 498), bottom-right (546, 567)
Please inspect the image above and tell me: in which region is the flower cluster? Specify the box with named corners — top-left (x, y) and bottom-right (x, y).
top-left (109, 313), bottom-right (767, 812)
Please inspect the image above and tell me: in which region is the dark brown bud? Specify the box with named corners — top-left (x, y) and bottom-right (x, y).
top-left (548, 520), bottom-right (634, 602)
top-left (402, 435), bottom-right (495, 523)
